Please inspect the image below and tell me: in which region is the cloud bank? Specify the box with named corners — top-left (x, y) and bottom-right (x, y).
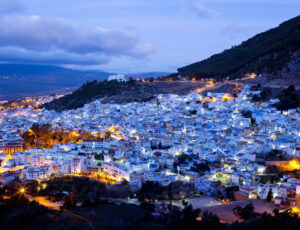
top-left (0, 14), bottom-right (154, 65)
top-left (0, 0), bottom-right (24, 14)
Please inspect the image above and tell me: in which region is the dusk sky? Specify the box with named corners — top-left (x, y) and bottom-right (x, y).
top-left (0, 0), bottom-right (300, 73)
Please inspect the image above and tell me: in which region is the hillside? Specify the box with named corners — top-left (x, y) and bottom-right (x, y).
top-left (125, 72), bottom-right (170, 79)
top-left (43, 80), bottom-right (206, 112)
top-left (175, 15), bottom-right (300, 81)
top-left (0, 64), bottom-right (111, 100)
top-left (251, 85), bottom-right (300, 111)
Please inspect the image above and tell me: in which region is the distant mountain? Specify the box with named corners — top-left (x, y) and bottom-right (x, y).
top-left (173, 15), bottom-right (300, 81)
top-left (0, 64), bottom-right (111, 100)
top-left (125, 72), bottom-right (170, 79)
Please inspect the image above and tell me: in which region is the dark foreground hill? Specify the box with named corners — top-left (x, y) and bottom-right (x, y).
top-left (174, 15), bottom-right (300, 81)
top-left (1, 192), bottom-right (300, 230)
top-left (0, 64), bottom-right (111, 100)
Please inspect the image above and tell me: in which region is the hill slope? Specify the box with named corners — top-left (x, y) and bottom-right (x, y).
top-left (43, 80), bottom-right (207, 112)
top-left (176, 15), bottom-right (300, 80)
top-left (0, 64), bottom-right (111, 100)
top-left (125, 72), bottom-right (170, 79)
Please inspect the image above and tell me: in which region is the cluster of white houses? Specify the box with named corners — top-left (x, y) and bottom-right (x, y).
top-left (0, 85), bottom-right (300, 204)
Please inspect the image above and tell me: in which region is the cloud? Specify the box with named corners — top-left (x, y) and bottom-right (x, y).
top-left (132, 44), bottom-right (156, 58)
top-left (0, 47), bottom-right (109, 65)
top-left (0, 0), bottom-right (24, 14)
top-left (0, 15), bottom-right (154, 65)
top-left (186, 0), bottom-right (219, 18)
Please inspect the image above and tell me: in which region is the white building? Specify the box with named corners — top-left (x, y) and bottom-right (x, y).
top-left (108, 74), bottom-right (126, 82)
top-left (103, 162), bottom-right (129, 180)
top-left (22, 165), bottom-right (52, 180)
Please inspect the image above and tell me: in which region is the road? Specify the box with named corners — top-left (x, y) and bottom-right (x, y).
top-left (224, 78), bottom-right (300, 90)
top-left (27, 195), bottom-right (62, 210)
top-left (196, 78), bottom-right (300, 95)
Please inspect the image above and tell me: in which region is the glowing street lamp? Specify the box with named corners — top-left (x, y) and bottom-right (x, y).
top-left (18, 186), bottom-right (26, 194)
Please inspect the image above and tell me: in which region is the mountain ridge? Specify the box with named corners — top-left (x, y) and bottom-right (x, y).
top-left (171, 15), bottom-right (300, 81)
top-left (0, 64), bottom-right (112, 100)
top-left (0, 64), bottom-right (172, 100)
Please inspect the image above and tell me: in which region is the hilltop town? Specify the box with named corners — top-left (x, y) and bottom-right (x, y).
top-left (0, 75), bottom-right (300, 224)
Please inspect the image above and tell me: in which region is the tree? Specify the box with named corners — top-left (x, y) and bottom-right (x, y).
top-left (158, 141), bottom-right (162, 149)
top-left (266, 188), bottom-right (273, 202)
top-left (182, 199), bottom-right (188, 207)
top-left (94, 153), bottom-right (104, 161)
top-left (167, 205), bottom-right (201, 230)
top-left (62, 199), bottom-right (74, 210)
top-left (105, 131), bottom-right (112, 139)
top-left (225, 186), bottom-right (239, 200)
top-left (81, 199), bottom-right (94, 208)
top-left (241, 110), bottom-right (252, 118)
top-left (201, 211), bottom-right (222, 230)
top-left (191, 162), bottom-right (210, 174)
top-left (70, 185), bottom-right (78, 206)
top-left (250, 118), bottom-right (256, 127)
top-left (189, 110), bottom-right (197, 115)
top-left (233, 202), bottom-right (255, 220)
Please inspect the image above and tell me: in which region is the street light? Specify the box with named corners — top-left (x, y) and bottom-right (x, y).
top-left (18, 186), bottom-right (26, 194)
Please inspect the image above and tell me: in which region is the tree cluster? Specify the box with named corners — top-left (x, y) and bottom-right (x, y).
top-left (275, 85), bottom-right (300, 111)
top-left (21, 123), bottom-right (80, 149)
top-left (166, 202), bottom-right (300, 230)
top-left (252, 85), bottom-right (300, 111)
top-left (43, 79), bottom-right (138, 112)
top-left (38, 176), bottom-right (107, 201)
top-left (136, 181), bottom-right (193, 201)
